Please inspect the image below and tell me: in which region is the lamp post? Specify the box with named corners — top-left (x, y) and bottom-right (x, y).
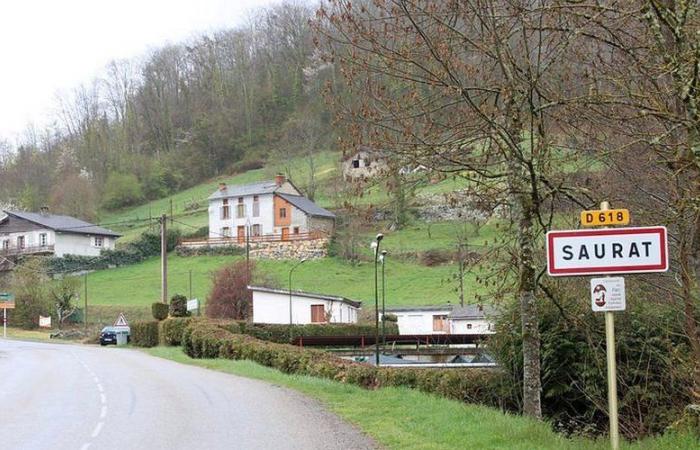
top-left (288, 258), bottom-right (307, 329)
top-left (380, 250), bottom-right (387, 349)
top-left (372, 233), bottom-right (384, 366)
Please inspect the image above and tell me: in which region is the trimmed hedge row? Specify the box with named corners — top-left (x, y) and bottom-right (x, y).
top-left (131, 321), bottom-right (160, 347)
top-left (159, 317), bottom-right (193, 346)
top-left (219, 322), bottom-right (400, 344)
top-left (182, 320), bottom-right (506, 407)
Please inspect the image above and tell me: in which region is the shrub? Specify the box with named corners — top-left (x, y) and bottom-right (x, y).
top-left (131, 321), bottom-right (159, 347)
top-left (419, 249), bottom-right (451, 266)
top-left (182, 320), bottom-right (237, 358)
top-left (101, 173), bottom-right (143, 209)
top-left (159, 317), bottom-right (194, 346)
top-left (206, 260), bottom-right (256, 320)
top-left (169, 294), bottom-right (189, 317)
top-left (152, 303), bottom-right (169, 321)
top-left (235, 322), bottom-right (400, 344)
top-left (10, 258), bottom-right (52, 329)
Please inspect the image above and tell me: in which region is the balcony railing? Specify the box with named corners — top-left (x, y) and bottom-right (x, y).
top-left (0, 244), bottom-right (55, 257)
top-left (180, 231), bottom-right (327, 247)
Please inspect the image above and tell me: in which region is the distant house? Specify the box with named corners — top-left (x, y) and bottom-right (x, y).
top-left (341, 146), bottom-right (389, 181)
top-left (0, 209), bottom-right (120, 258)
top-left (384, 304), bottom-right (497, 335)
top-left (249, 286), bottom-right (361, 325)
top-left (207, 174), bottom-right (335, 242)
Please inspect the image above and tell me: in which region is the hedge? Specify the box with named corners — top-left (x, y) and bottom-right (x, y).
top-left (221, 322), bottom-right (400, 344)
top-left (152, 303), bottom-right (169, 321)
top-left (182, 320), bottom-right (506, 408)
top-left (159, 317), bottom-right (194, 346)
top-left (131, 321), bottom-right (160, 347)
top-left (169, 294), bottom-right (189, 317)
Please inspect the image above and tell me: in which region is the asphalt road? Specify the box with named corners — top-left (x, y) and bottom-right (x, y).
top-left (0, 339), bottom-right (376, 450)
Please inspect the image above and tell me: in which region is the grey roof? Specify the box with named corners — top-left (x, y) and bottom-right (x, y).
top-left (448, 304), bottom-right (499, 320)
top-left (277, 193), bottom-right (335, 219)
top-left (208, 180), bottom-right (280, 200)
top-left (385, 305), bottom-right (455, 313)
top-left (2, 210), bottom-right (121, 237)
top-left (248, 285), bottom-right (361, 308)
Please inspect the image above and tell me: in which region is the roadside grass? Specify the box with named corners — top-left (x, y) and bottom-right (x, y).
top-left (0, 327), bottom-right (54, 342)
top-left (83, 253), bottom-right (483, 310)
top-left (145, 346), bottom-right (697, 450)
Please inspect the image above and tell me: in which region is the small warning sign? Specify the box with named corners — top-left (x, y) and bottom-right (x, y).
top-left (114, 313), bottom-right (129, 328)
top-left (590, 277), bottom-right (626, 312)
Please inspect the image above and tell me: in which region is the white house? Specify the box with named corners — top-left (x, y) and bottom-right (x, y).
top-left (0, 209), bottom-right (120, 258)
top-left (384, 304), bottom-right (498, 335)
top-left (249, 286), bottom-right (361, 325)
top-left (207, 174), bottom-right (335, 242)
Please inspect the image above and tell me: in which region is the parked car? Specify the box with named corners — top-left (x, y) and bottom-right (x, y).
top-left (100, 326), bottom-right (130, 346)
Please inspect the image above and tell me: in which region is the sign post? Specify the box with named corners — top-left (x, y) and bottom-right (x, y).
top-left (546, 204), bottom-right (669, 450)
top-left (1, 292), bottom-right (16, 338)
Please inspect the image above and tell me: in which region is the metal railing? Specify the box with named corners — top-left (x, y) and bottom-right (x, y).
top-left (0, 244), bottom-right (55, 256)
top-left (180, 231), bottom-right (327, 246)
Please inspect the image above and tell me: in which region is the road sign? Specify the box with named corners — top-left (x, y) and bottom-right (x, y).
top-left (186, 298), bottom-right (199, 311)
top-left (581, 209), bottom-right (630, 227)
top-left (0, 292), bottom-right (14, 301)
top-left (39, 316), bottom-right (52, 328)
top-left (0, 302), bottom-right (15, 309)
top-left (591, 277), bottom-right (626, 312)
top-left (546, 226), bottom-right (668, 276)
top-left (114, 313), bottom-right (129, 328)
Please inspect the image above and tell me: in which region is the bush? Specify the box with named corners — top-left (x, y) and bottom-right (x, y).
top-left (178, 320), bottom-right (504, 408)
top-left (169, 294), bottom-right (189, 317)
top-left (152, 303), bottom-right (169, 321)
top-left (234, 322), bottom-right (400, 344)
top-left (206, 260), bottom-right (255, 320)
top-left (101, 173), bottom-right (143, 209)
top-left (131, 321), bottom-right (159, 347)
top-left (159, 317), bottom-right (194, 346)
top-left (419, 249), bottom-right (451, 266)
top-left (176, 245), bottom-right (245, 257)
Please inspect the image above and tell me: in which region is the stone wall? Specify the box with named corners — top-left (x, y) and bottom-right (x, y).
top-left (178, 238), bottom-right (329, 260)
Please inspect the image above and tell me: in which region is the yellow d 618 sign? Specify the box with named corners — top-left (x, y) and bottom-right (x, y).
top-left (581, 209), bottom-right (630, 227)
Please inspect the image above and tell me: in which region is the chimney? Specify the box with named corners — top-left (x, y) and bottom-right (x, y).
top-left (39, 206), bottom-right (50, 216)
top-left (274, 173), bottom-right (286, 187)
top-left (218, 182), bottom-right (227, 192)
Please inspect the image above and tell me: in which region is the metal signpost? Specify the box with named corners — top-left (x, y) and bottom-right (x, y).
top-left (1, 292), bottom-right (15, 338)
top-left (546, 204), bottom-right (669, 450)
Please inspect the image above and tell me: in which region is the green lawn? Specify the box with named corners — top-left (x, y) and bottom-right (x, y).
top-left (146, 346), bottom-right (697, 450)
top-left (82, 253), bottom-right (482, 310)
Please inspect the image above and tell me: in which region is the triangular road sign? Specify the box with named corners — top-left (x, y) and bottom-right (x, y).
top-left (114, 313), bottom-right (129, 327)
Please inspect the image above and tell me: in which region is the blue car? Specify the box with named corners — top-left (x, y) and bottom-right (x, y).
top-left (100, 326), bottom-right (130, 346)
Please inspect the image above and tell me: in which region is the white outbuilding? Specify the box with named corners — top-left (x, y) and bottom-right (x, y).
top-left (384, 304), bottom-right (498, 335)
top-left (249, 286), bottom-right (361, 325)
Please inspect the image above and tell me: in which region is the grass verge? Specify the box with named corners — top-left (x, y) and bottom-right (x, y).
top-left (144, 346), bottom-right (697, 450)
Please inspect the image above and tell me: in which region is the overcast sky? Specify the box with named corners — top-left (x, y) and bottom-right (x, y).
top-left (0, 0), bottom-right (283, 143)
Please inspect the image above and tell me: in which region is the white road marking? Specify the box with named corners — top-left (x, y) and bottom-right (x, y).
top-left (100, 406), bottom-right (107, 419)
top-left (97, 383), bottom-right (104, 392)
top-left (79, 443), bottom-right (91, 450)
top-left (100, 393), bottom-right (106, 404)
top-left (91, 421), bottom-right (104, 438)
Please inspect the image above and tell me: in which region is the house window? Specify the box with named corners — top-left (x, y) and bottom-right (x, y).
top-left (467, 323), bottom-right (473, 330)
top-left (17, 236), bottom-right (25, 249)
top-left (352, 159), bottom-right (361, 168)
top-left (311, 305), bottom-right (326, 323)
top-left (2, 239), bottom-right (9, 251)
top-left (253, 196), bottom-right (260, 217)
top-left (251, 224), bottom-right (261, 237)
top-left (237, 198), bottom-right (245, 219)
top-left (221, 199), bottom-right (230, 220)
top-left (293, 227), bottom-right (300, 235)
top-left (279, 207), bottom-right (287, 219)
top-left (94, 236), bottom-right (104, 247)
top-left (222, 227), bottom-right (231, 238)
top-left (432, 315), bottom-right (448, 332)
top-left (39, 233), bottom-right (48, 247)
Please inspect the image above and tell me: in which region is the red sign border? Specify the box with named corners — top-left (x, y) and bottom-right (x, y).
top-left (546, 226), bottom-right (668, 276)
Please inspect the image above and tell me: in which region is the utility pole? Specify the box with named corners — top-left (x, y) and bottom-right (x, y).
top-left (84, 272), bottom-right (88, 331)
top-left (161, 214), bottom-right (168, 303)
top-left (189, 270), bottom-right (193, 300)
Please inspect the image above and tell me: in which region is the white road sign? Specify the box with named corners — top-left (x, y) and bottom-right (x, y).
top-left (39, 316), bottom-right (52, 328)
top-left (114, 313), bottom-right (129, 328)
top-left (591, 277), bottom-right (626, 312)
top-left (546, 226), bottom-right (668, 276)
top-left (187, 299), bottom-right (199, 311)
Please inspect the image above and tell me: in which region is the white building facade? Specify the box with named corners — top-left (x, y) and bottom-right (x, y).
top-left (207, 175), bottom-right (334, 241)
top-left (249, 286), bottom-right (361, 325)
top-left (0, 210), bottom-right (119, 258)
top-left (384, 304), bottom-right (497, 335)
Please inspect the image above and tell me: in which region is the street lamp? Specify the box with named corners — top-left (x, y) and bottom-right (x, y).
top-left (288, 258), bottom-right (307, 328)
top-left (380, 250), bottom-right (388, 349)
top-left (372, 233), bottom-right (384, 366)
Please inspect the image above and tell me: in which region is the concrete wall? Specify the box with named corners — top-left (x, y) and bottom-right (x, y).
top-left (252, 290), bottom-right (358, 324)
top-left (53, 233), bottom-right (115, 257)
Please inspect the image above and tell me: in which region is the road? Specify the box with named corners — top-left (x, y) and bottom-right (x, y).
top-left (0, 339), bottom-right (376, 450)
